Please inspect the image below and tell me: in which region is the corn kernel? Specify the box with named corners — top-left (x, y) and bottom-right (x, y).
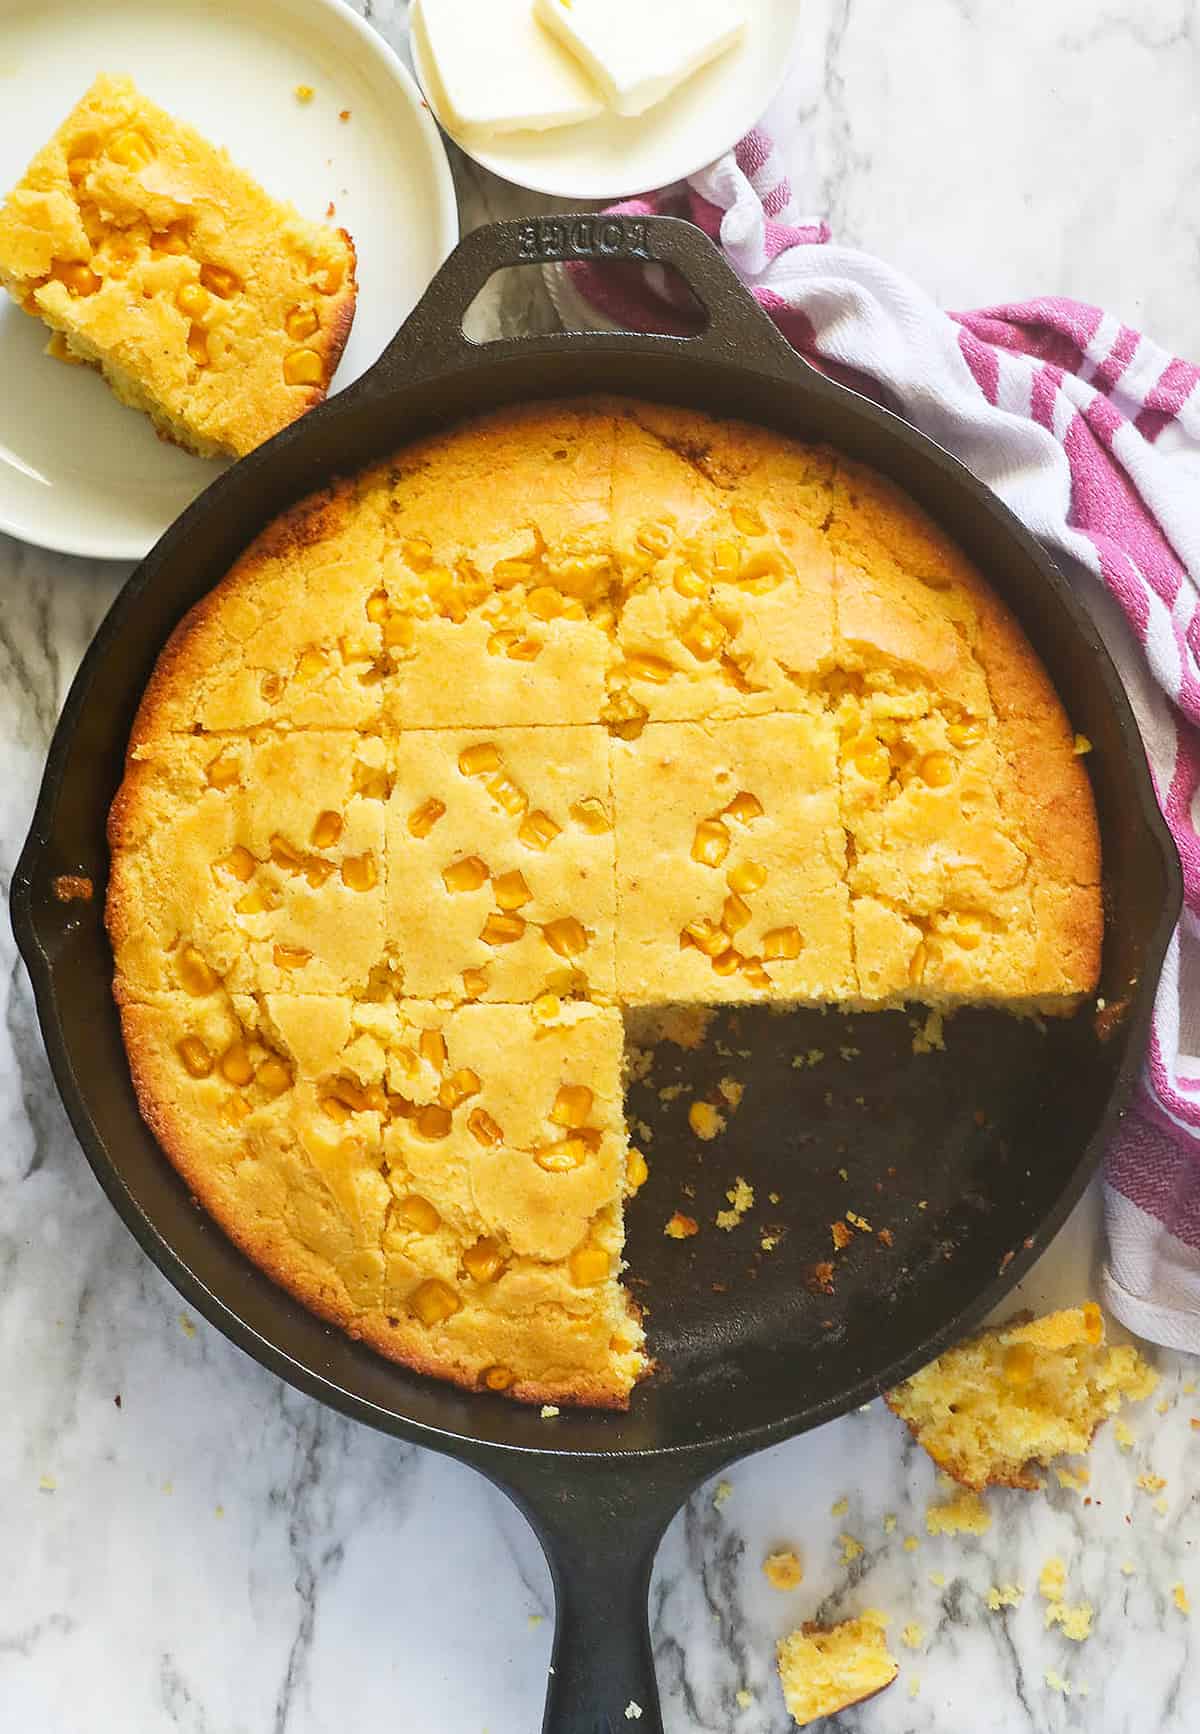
top-left (443, 855), bottom-right (489, 894)
top-left (340, 635), bottom-right (371, 664)
top-left (177, 1036), bottom-right (213, 1078)
top-left (219, 1041), bottom-right (254, 1086)
top-left (219, 1096), bottom-right (252, 1126)
top-left (255, 1056), bottom-right (292, 1096)
top-left (711, 947), bottom-right (743, 976)
top-left (382, 613), bottom-right (413, 649)
top-left (468, 1107), bottom-right (503, 1147)
top-left (151, 222), bottom-right (189, 255)
top-left (362, 589), bottom-right (388, 625)
top-left (542, 916), bottom-right (587, 958)
top-left (109, 130), bottom-right (154, 169)
top-left (67, 154), bottom-right (93, 185)
top-left (482, 911), bottom-right (526, 946)
top-left (175, 281), bottom-right (208, 319)
top-left (311, 257), bottom-right (345, 295)
top-left (462, 1237), bottom-right (506, 1283)
top-left (681, 611), bottom-right (725, 661)
top-left (731, 504), bottom-right (766, 536)
top-left (459, 742), bottom-right (501, 777)
top-left (296, 648), bottom-right (326, 679)
top-left (908, 941), bottom-right (928, 984)
top-left (409, 1278), bottom-right (460, 1327)
top-left (724, 791), bottom-right (764, 826)
top-left (261, 672), bottom-right (285, 701)
top-left (353, 762), bottom-right (391, 800)
top-left (673, 565), bottom-right (708, 599)
top-left (486, 771), bottom-right (527, 816)
top-left (341, 853), bottom-right (378, 892)
top-left (482, 1365), bottom-right (514, 1391)
top-left (1003, 1343), bottom-right (1037, 1386)
top-left (636, 520), bottom-right (674, 558)
top-left (727, 859), bottom-right (767, 895)
top-left (284, 347), bottom-right (323, 386)
top-left (488, 870), bottom-right (530, 913)
top-left (569, 1246), bottom-right (610, 1287)
top-left (419, 1029), bottom-right (447, 1070)
top-left (947, 720), bottom-right (985, 748)
top-left (712, 539), bottom-right (741, 578)
top-left (493, 558), bottom-right (534, 585)
top-left (187, 325), bottom-right (209, 366)
top-left (626, 652), bottom-right (674, 685)
top-left (550, 1084), bottom-right (594, 1128)
top-left (402, 537), bottom-right (433, 571)
top-left (853, 745), bottom-right (890, 781)
top-left (398, 1195), bottom-right (441, 1234)
top-left (537, 1138), bottom-right (588, 1172)
top-left (722, 893), bottom-right (752, 934)
top-left (49, 256), bottom-right (102, 296)
top-left (742, 957), bottom-right (772, 990)
top-left (951, 918), bottom-right (983, 951)
top-left (273, 944), bottom-right (311, 970)
top-left (437, 1068), bottom-right (479, 1110)
top-left (762, 925), bottom-right (802, 960)
top-left (692, 818), bottom-right (731, 867)
top-left (462, 967), bottom-right (488, 999)
top-left (199, 263), bottom-right (240, 299)
top-left (311, 810), bottom-right (343, 849)
top-left (407, 797), bottom-right (445, 838)
top-left (626, 1148), bottom-right (649, 1191)
top-left (304, 858), bottom-right (334, 888)
top-left (508, 636), bottom-right (542, 661)
top-left (205, 751), bottom-right (240, 790)
top-left (681, 917), bottom-right (731, 958)
top-left (320, 1094), bottom-right (352, 1123)
top-left (920, 752), bottom-right (954, 787)
top-left (178, 945), bottom-right (218, 995)
top-left (569, 797), bottom-right (611, 834)
top-left (413, 1104), bottom-right (452, 1140)
top-left (527, 586), bottom-right (564, 620)
top-left (235, 884), bottom-right (274, 915)
top-left (285, 304), bottom-right (320, 341)
top-left (270, 835), bottom-right (304, 871)
top-left (519, 809), bottom-right (561, 850)
top-left (217, 845), bottom-right (256, 883)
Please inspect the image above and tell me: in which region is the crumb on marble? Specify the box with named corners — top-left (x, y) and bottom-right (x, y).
top-left (338, 108), bottom-right (351, 122)
top-left (900, 1623), bottom-right (924, 1651)
top-left (928, 1571), bottom-right (945, 1587)
top-left (1114, 1420), bottom-right (1135, 1450)
top-left (529, 1614), bottom-right (544, 1628)
top-left (985, 1583), bottom-right (1024, 1611)
top-left (907, 1675), bottom-right (921, 1699)
top-left (831, 1497), bottom-right (849, 1517)
top-left (1045, 1668), bottom-right (1073, 1697)
top-left (1120, 1560), bottom-right (1136, 1577)
top-left (215, 1505), bottom-right (224, 1519)
top-left (926, 1489), bottom-right (991, 1537)
top-left (902, 1536), bottom-right (919, 1553)
top-left (179, 1313), bottom-right (196, 1338)
top-left (1045, 1601), bottom-right (1093, 1642)
top-left (883, 1513), bottom-right (897, 1534)
top-left (1154, 1495), bottom-right (1169, 1516)
top-left (763, 1550), bottom-right (803, 1590)
top-left (294, 84), bottom-right (315, 102)
top-left (735, 1687), bottom-right (753, 1709)
top-left (1136, 1472), bottom-right (1167, 1495)
top-left (1174, 1583), bottom-right (1191, 1615)
top-left (1039, 1558), bottom-right (1066, 1603)
top-left (838, 1532), bottom-right (864, 1564)
top-left (1054, 1464), bottom-right (1091, 1493)
top-left (38, 1474), bottom-right (56, 1493)
top-left (713, 1480), bottom-right (733, 1510)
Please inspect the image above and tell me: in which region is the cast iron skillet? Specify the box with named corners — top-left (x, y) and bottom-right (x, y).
top-left (12, 216), bottom-right (1179, 1732)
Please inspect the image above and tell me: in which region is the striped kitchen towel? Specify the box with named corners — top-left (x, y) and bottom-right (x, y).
top-left (552, 130), bottom-right (1200, 1352)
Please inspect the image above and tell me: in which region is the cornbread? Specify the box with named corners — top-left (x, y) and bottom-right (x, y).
top-left (108, 398), bottom-right (1102, 1407)
top-left (776, 1613), bottom-right (898, 1727)
top-left (0, 74), bottom-right (356, 457)
top-left (886, 1303), bottom-right (1157, 1490)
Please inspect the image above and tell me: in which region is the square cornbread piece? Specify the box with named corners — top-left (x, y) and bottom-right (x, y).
top-left (612, 715), bottom-right (853, 1003)
top-left (777, 1613), bottom-right (899, 1727)
top-left (120, 992), bottom-right (644, 1406)
top-left (387, 726), bottom-right (616, 1002)
top-left (0, 73), bottom-right (356, 458)
top-left (108, 732), bottom-right (388, 1000)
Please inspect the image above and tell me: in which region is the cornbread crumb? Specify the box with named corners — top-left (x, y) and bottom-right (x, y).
top-left (1154, 1496), bottom-right (1169, 1516)
top-left (760, 1234), bottom-right (780, 1252)
top-left (911, 1009), bottom-right (945, 1054)
top-left (716, 1176), bottom-right (754, 1230)
top-left (624, 1703), bottom-right (642, 1721)
top-left (178, 1313), bottom-right (196, 1337)
top-left (1046, 1601), bottom-right (1093, 1642)
top-left (38, 1474), bottom-right (56, 1492)
top-left (540, 1405), bottom-right (559, 1419)
top-left (528, 1614), bottom-right (544, 1628)
top-left (903, 1536), bottom-right (919, 1553)
top-left (1039, 1557), bottom-right (1066, 1602)
top-left (986, 1583), bottom-right (1024, 1611)
top-left (777, 1612), bottom-right (898, 1728)
top-left (717, 1077), bottom-right (743, 1108)
top-left (900, 1623), bottom-right (924, 1650)
top-left (929, 1571), bottom-right (945, 1587)
top-left (1155, 1398), bottom-right (1170, 1415)
top-left (1174, 1583), bottom-right (1191, 1615)
top-left (1073, 734), bottom-right (1092, 755)
top-left (831, 1497), bottom-right (849, 1517)
top-left (839, 1533), bottom-right (864, 1564)
top-left (1114, 1420), bottom-right (1135, 1450)
top-left (688, 1100), bottom-right (726, 1141)
top-left (926, 1488), bottom-right (991, 1536)
top-left (763, 1550), bottom-right (804, 1590)
top-left (831, 1221), bottom-right (854, 1252)
top-left (846, 1210), bottom-right (872, 1232)
top-left (883, 1513), bottom-right (896, 1533)
top-left (1054, 1464), bottom-right (1090, 1492)
top-left (215, 1504), bottom-right (224, 1518)
top-left (908, 1676), bottom-right (921, 1699)
top-left (295, 84), bottom-right (315, 102)
top-left (665, 1212), bottom-right (699, 1239)
top-left (1045, 1668), bottom-right (1073, 1697)
top-left (713, 1480), bottom-right (733, 1509)
top-left (735, 1688), bottom-right (752, 1709)
top-left (1120, 1560), bottom-right (1136, 1577)
top-left (1136, 1473), bottom-right (1167, 1494)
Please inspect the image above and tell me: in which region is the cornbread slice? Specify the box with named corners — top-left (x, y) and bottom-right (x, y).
top-left (0, 73), bottom-right (356, 458)
top-left (387, 726), bottom-right (616, 1001)
top-left (121, 992), bottom-right (643, 1404)
top-left (612, 716), bottom-right (853, 1003)
top-left (777, 1613), bottom-right (898, 1727)
top-left (108, 732), bottom-right (388, 999)
top-left (886, 1304), bottom-right (1158, 1491)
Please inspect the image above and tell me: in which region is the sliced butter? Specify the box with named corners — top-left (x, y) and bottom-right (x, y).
top-left (415, 0), bottom-right (604, 135)
top-left (535, 0), bottom-right (745, 118)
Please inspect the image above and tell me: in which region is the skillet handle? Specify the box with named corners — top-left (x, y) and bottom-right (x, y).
top-left (350, 213), bottom-right (801, 391)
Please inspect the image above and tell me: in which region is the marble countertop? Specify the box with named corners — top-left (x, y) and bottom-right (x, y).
top-left (3, 2), bottom-right (1199, 1729)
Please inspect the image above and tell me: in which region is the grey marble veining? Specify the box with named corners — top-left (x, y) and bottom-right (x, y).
top-left (3, 2), bottom-right (1200, 1730)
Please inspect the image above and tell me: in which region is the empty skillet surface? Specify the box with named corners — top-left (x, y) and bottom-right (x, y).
top-left (12, 217), bottom-right (1178, 1732)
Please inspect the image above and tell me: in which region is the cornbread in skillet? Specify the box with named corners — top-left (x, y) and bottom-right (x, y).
top-left (108, 398), bottom-right (1102, 1408)
top-left (776, 1613), bottom-right (899, 1726)
top-left (0, 73), bottom-right (356, 458)
top-left (886, 1304), bottom-right (1157, 1490)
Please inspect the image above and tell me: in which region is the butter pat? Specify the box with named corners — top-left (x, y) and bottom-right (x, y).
top-left (535, 0), bottom-right (745, 117)
top-left (415, 0), bottom-right (603, 135)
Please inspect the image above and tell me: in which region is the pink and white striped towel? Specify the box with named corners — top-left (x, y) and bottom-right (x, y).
top-left (553, 130), bottom-right (1200, 1353)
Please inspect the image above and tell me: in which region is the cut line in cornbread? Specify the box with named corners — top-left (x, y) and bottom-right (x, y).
top-left (0, 73), bottom-right (357, 458)
top-left (107, 397), bottom-right (1103, 1409)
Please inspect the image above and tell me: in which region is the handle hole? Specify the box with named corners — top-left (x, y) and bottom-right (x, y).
top-left (461, 260), bottom-right (706, 345)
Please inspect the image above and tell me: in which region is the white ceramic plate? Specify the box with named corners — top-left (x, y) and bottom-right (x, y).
top-left (410, 0), bottom-right (800, 202)
top-left (0, 0), bottom-right (457, 561)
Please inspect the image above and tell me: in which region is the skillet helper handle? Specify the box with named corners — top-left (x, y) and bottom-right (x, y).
top-left (357, 213), bottom-right (800, 390)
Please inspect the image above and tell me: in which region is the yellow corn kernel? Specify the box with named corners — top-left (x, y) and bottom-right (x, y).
top-left (353, 761), bottom-right (391, 800)
top-left (109, 130), bottom-right (154, 169)
top-left (217, 845), bottom-right (256, 883)
top-left (519, 809), bottom-right (561, 851)
top-left (550, 1084), bottom-right (594, 1128)
top-left (341, 853), bottom-right (378, 893)
top-left (459, 742), bottom-right (501, 777)
top-left (536, 1137), bottom-right (588, 1172)
top-left (492, 870), bottom-right (532, 911)
top-left (486, 629), bottom-right (517, 659)
top-left (339, 635), bottom-right (372, 665)
top-left (409, 1278), bottom-right (461, 1327)
top-left (296, 647), bottom-right (326, 679)
top-left (235, 884), bottom-right (274, 915)
top-left (219, 1096), bottom-right (252, 1127)
top-left (1003, 1342), bottom-right (1037, 1386)
top-left (527, 586), bottom-right (564, 620)
top-left (270, 835), bottom-right (304, 870)
top-left (151, 221), bottom-right (190, 255)
top-left (738, 547), bottom-right (788, 589)
top-left (414, 1104), bottom-right (452, 1140)
top-left (951, 918), bottom-right (983, 951)
top-left (67, 154), bottom-right (93, 184)
top-left (919, 752), bottom-right (955, 788)
top-left (382, 613), bottom-right (413, 650)
top-left (692, 818), bottom-right (731, 867)
top-left (330, 1077), bottom-right (367, 1112)
top-left (1073, 733), bottom-right (1092, 756)
top-left (205, 751), bottom-right (240, 790)
top-left (462, 967), bottom-right (489, 999)
top-left (486, 771), bottom-right (527, 816)
top-left (681, 917), bottom-right (732, 958)
top-left (742, 957), bottom-right (772, 990)
top-left (531, 992), bottom-right (561, 1024)
top-left (467, 1106), bottom-right (502, 1147)
top-left (462, 1237), bottom-right (506, 1283)
top-left (493, 558), bottom-right (534, 585)
top-left (178, 945), bottom-right (218, 996)
top-left (636, 520), bottom-right (674, 558)
top-left (482, 911), bottom-right (526, 946)
top-left (402, 537), bottom-right (433, 571)
top-left (177, 1036), bottom-right (213, 1078)
top-left (311, 257), bottom-right (345, 296)
top-left (482, 1365), bottom-right (514, 1391)
top-left (727, 859), bottom-right (767, 895)
top-left (711, 947), bottom-right (743, 976)
top-left (439, 1067), bottom-right (481, 1109)
top-left (364, 589), bottom-right (389, 625)
top-left (626, 652), bottom-right (674, 685)
top-left (175, 281), bottom-right (208, 319)
top-left (569, 798), bottom-right (611, 834)
top-left (199, 263), bottom-right (241, 299)
top-left (273, 944), bottom-right (312, 970)
top-left (681, 611), bottom-right (725, 661)
top-left (542, 916), bottom-right (587, 958)
top-left (626, 1148), bottom-right (649, 1191)
top-left (853, 744), bottom-right (890, 781)
top-left (908, 941), bottom-right (928, 984)
top-left (398, 1195), bottom-right (441, 1234)
top-left (731, 504), bottom-right (766, 536)
top-left (722, 893), bottom-right (752, 934)
top-left (712, 539), bottom-right (741, 579)
top-left (569, 1246), bottom-right (610, 1287)
top-left (508, 636), bottom-right (542, 661)
top-left (219, 1041), bottom-right (255, 1086)
top-left (408, 797), bottom-right (446, 838)
top-left (311, 810), bottom-right (343, 849)
top-left (284, 347), bottom-right (323, 386)
top-left (286, 304), bottom-right (320, 341)
top-left (261, 672), bottom-right (285, 701)
top-left (304, 858), bottom-right (334, 888)
top-left (443, 855), bottom-right (489, 894)
top-left (186, 325), bottom-right (209, 366)
top-left (320, 1094), bottom-right (352, 1123)
top-left (362, 1082), bottom-right (388, 1115)
top-left (672, 565), bottom-right (708, 599)
top-left (947, 720), bottom-right (985, 749)
top-left (724, 791), bottom-right (764, 826)
top-left (762, 925), bottom-right (803, 960)
top-left (419, 1029), bottom-right (447, 1070)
